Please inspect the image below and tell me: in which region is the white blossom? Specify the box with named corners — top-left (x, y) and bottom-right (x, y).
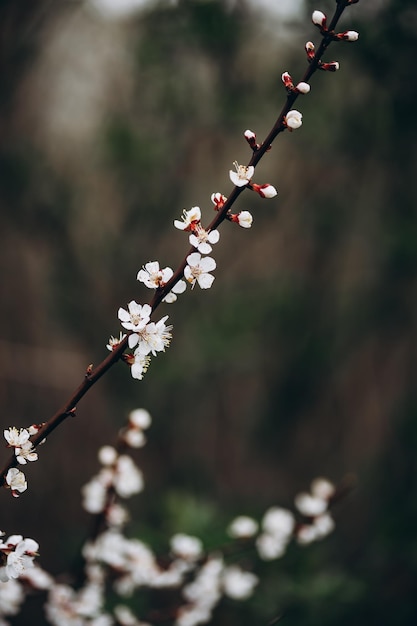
top-left (294, 493), bottom-right (327, 517)
top-left (296, 524), bottom-right (317, 545)
top-left (98, 446), bottom-right (118, 466)
top-left (118, 301), bottom-right (151, 334)
top-left (222, 566), bottom-right (258, 600)
top-left (21, 566), bottom-right (53, 590)
top-left (15, 441), bottom-right (37, 465)
top-left (178, 557), bottom-right (223, 626)
top-left (106, 331), bottom-right (126, 352)
top-left (170, 534), bottom-right (203, 561)
top-left (227, 516), bottom-right (258, 538)
top-left (114, 605), bottom-right (150, 626)
top-left (45, 581), bottom-right (111, 626)
top-left (229, 161), bottom-right (254, 187)
top-left (129, 408), bottom-right (151, 430)
top-left (83, 530), bottom-right (128, 570)
top-left (295, 477), bottom-right (335, 516)
top-left (0, 577), bottom-right (24, 616)
top-left (106, 503), bottom-right (129, 529)
top-left (256, 506), bottom-right (295, 560)
top-left (4, 428), bottom-right (30, 448)
top-left (189, 228), bottom-right (220, 255)
top-left (297, 513), bottom-right (335, 545)
top-left (256, 533), bottom-right (287, 560)
top-left (285, 110), bottom-right (303, 130)
top-left (184, 253), bottom-right (216, 289)
top-left (137, 261), bottom-right (174, 289)
top-left (262, 507), bottom-right (295, 538)
top-left (163, 279), bottom-right (187, 304)
top-left (81, 475), bottom-right (109, 514)
top-left (313, 512), bottom-right (335, 538)
top-left (123, 429), bottom-right (146, 448)
top-left (130, 352), bottom-right (151, 380)
top-left (132, 316), bottom-right (172, 355)
top-left (114, 455), bottom-right (144, 498)
top-left (2, 537), bottom-right (38, 581)
top-left (311, 477), bottom-right (335, 500)
top-left (5, 468), bottom-right (27, 497)
top-left (174, 207), bottom-right (201, 231)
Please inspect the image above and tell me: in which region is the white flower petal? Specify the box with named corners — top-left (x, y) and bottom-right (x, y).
top-left (197, 273), bottom-right (215, 289)
top-left (199, 256), bottom-right (216, 273)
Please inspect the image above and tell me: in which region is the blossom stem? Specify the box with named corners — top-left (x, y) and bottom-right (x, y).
top-left (0, 0), bottom-right (357, 486)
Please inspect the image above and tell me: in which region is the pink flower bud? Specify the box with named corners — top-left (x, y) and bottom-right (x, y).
top-left (281, 72), bottom-right (293, 89)
top-left (320, 61), bottom-right (340, 72)
top-left (251, 183), bottom-right (277, 199)
top-left (296, 82), bottom-right (310, 94)
top-left (338, 30), bottom-right (359, 42)
top-left (312, 10), bottom-right (327, 28)
top-left (244, 129), bottom-right (258, 150)
top-left (305, 41), bottom-right (315, 61)
top-left (211, 192), bottom-right (227, 211)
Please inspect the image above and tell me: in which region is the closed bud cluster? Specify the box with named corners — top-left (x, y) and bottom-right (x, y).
top-left (121, 408), bottom-right (152, 448)
top-left (282, 74), bottom-right (310, 96)
top-left (294, 478), bottom-right (336, 545)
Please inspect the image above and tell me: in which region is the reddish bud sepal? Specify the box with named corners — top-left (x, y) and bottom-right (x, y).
top-left (122, 353), bottom-right (135, 366)
top-left (228, 211), bottom-right (253, 229)
top-left (244, 129), bottom-right (259, 151)
top-left (305, 41), bottom-right (315, 62)
top-left (336, 30), bottom-right (359, 42)
top-left (211, 192), bottom-right (227, 211)
top-left (319, 61), bottom-right (340, 72)
top-left (281, 71), bottom-right (294, 92)
top-left (250, 183), bottom-right (278, 199)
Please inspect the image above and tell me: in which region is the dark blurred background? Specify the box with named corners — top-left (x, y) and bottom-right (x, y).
top-left (1, 0), bottom-right (417, 624)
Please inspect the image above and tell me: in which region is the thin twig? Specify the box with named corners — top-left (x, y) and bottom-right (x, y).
top-left (1, 0), bottom-right (355, 486)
